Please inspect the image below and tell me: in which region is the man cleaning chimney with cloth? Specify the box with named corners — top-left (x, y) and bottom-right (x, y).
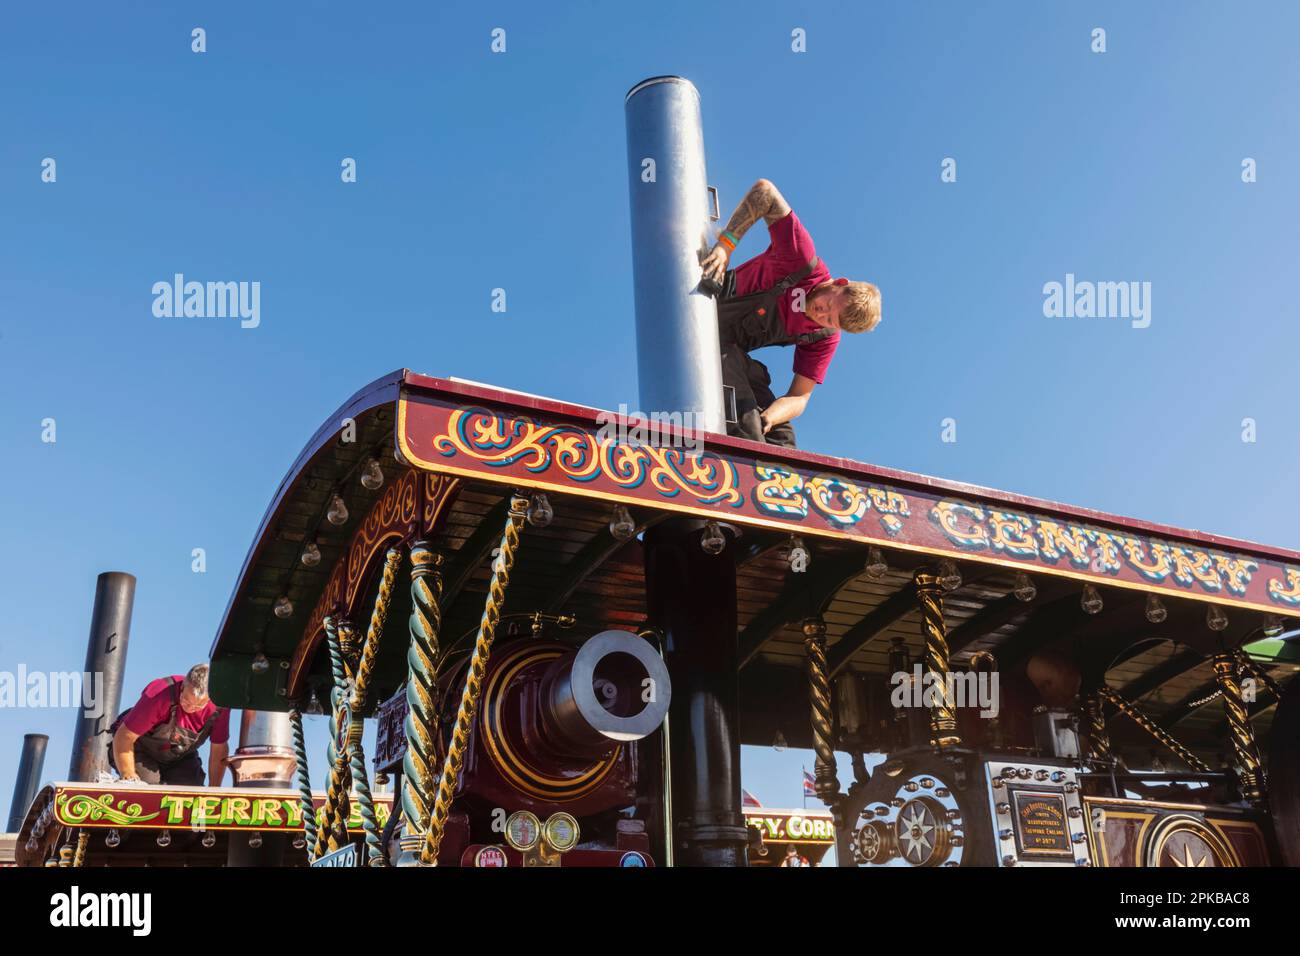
top-left (699, 179), bottom-right (880, 448)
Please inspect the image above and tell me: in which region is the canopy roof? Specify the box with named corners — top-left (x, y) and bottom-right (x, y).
top-left (209, 371), bottom-right (1300, 759)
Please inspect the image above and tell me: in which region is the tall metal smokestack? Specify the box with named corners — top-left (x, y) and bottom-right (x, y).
top-left (625, 76), bottom-right (725, 434)
top-left (68, 572), bottom-right (135, 781)
top-left (7, 734), bottom-right (48, 833)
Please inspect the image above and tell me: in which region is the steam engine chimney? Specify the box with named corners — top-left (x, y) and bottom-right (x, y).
top-left (68, 572), bottom-right (135, 782)
top-left (7, 734), bottom-right (48, 833)
top-left (624, 76), bottom-right (725, 434)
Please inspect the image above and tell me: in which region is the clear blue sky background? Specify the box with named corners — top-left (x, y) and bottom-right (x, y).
top-left (2, 2), bottom-right (1297, 855)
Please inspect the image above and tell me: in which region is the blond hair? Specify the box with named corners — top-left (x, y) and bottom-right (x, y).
top-left (838, 281), bottom-right (881, 334)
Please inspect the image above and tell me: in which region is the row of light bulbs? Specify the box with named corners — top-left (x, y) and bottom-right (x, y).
top-left (101, 828), bottom-right (306, 850)
top-left (270, 482), bottom-right (1285, 671)
top-left (250, 455), bottom-right (391, 673)
top-left (501, 493), bottom-right (1284, 638)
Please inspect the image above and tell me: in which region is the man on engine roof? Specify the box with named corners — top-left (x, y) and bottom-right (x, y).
top-left (699, 179), bottom-right (880, 448)
top-left (108, 663), bottom-right (231, 786)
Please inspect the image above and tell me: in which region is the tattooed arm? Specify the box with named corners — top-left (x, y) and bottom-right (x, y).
top-left (700, 179), bottom-right (793, 284)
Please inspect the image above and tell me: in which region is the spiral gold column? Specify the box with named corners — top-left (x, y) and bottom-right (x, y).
top-left (339, 619), bottom-right (361, 683)
top-left (72, 830), bottom-right (88, 868)
top-left (1082, 692), bottom-right (1111, 763)
top-left (1097, 685), bottom-right (1210, 773)
top-left (802, 617), bottom-right (840, 802)
top-left (400, 543), bottom-right (443, 864)
top-left (346, 546), bottom-right (403, 865)
top-left (315, 616), bottom-right (354, 858)
top-left (420, 493), bottom-right (530, 865)
top-left (289, 707), bottom-right (318, 859)
top-left (914, 567), bottom-right (961, 748)
top-left (1212, 653), bottom-right (1264, 803)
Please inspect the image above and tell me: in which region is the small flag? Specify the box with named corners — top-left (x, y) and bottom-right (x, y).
top-left (802, 769), bottom-right (817, 798)
top-left (742, 788), bottom-right (762, 808)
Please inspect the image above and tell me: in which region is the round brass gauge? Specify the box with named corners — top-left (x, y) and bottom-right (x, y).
top-left (895, 797), bottom-right (953, 867)
top-left (543, 812), bottom-right (581, 853)
top-left (504, 810), bottom-right (542, 852)
top-left (855, 820), bottom-right (893, 865)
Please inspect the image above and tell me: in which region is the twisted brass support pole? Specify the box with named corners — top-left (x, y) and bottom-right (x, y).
top-left (315, 616), bottom-right (354, 858)
top-left (1097, 685), bottom-right (1210, 773)
top-left (289, 707), bottom-right (318, 859)
top-left (914, 567), bottom-right (961, 748)
top-left (1082, 692), bottom-right (1111, 762)
top-left (347, 546), bottom-right (403, 866)
top-left (802, 617), bottom-right (841, 803)
top-left (420, 493), bottom-right (529, 865)
top-left (401, 544), bottom-right (444, 851)
top-left (72, 830), bottom-right (88, 868)
top-left (1212, 653), bottom-right (1265, 802)
top-left (339, 619), bottom-right (362, 683)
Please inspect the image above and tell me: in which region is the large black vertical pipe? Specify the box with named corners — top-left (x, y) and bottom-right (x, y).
top-left (644, 518), bottom-right (748, 866)
top-left (68, 572), bottom-right (135, 781)
top-left (7, 733), bottom-right (49, 832)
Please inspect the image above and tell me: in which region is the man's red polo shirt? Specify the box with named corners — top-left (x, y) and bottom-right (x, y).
top-left (730, 211), bottom-right (838, 384)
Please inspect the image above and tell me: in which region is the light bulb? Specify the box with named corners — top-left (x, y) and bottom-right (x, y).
top-left (305, 688), bottom-right (324, 716)
top-left (1145, 593), bottom-right (1167, 624)
top-left (1262, 615), bottom-right (1284, 638)
top-left (701, 520), bottom-right (726, 555)
top-left (1081, 584), bottom-right (1104, 615)
top-left (202, 831), bottom-right (216, 848)
top-left (300, 539), bottom-right (321, 567)
top-left (156, 829), bottom-right (171, 847)
top-left (609, 505), bottom-right (636, 541)
top-left (527, 492), bottom-right (554, 528)
top-left (772, 730), bottom-right (788, 753)
top-left (1012, 571), bottom-right (1037, 602)
top-left (864, 546), bottom-right (888, 579)
top-left (251, 651), bottom-right (270, 674)
top-left (274, 595), bottom-right (294, 619)
top-left (248, 833), bottom-right (263, 849)
top-left (937, 559), bottom-right (962, 591)
top-left (1207, 605), bottom-right (1228, 632)
top-left (327, 494), bottom-right (349, 526)
top-left (293, 834), bottom-right (306, 849)
top-left (360, 457), bottom-right (384, 491)
top-left (105, 829), bottom-right (120, 848)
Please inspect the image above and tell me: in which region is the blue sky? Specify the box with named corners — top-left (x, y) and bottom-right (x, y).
top-left (2, 2), bottom-right (1297, 852)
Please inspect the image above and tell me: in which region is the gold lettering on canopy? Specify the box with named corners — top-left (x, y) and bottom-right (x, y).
top-left (398, 394), bottom-right (1300, 616)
